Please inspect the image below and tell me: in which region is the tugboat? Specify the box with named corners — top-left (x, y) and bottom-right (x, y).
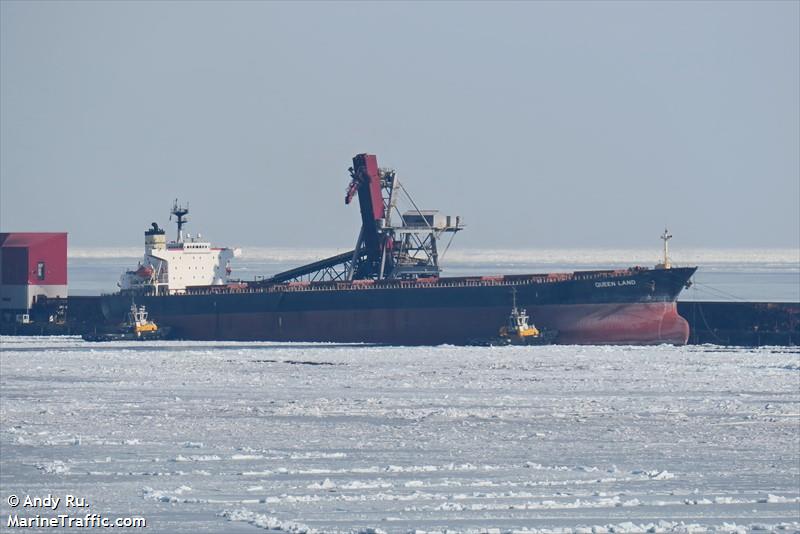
top-left (82, 303), bottom-right (170, 342)
top-left (470, 289), bottom-right (558, 346)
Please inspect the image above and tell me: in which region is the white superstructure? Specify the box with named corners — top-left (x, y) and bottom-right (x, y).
top-left (119, 201), bottom-right (240, 294)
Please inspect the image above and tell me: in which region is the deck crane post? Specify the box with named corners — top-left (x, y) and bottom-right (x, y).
top-left (345, 154), bottom-right (463, 281)
top-left (255, 153), bottom-right (463, 286)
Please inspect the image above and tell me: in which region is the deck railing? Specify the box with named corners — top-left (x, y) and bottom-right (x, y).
top-left (175, 266), bottom-right (653, 297)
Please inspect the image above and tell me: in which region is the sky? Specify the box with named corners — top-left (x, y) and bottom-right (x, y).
top-left (1, 1), bottom-right (798, 250)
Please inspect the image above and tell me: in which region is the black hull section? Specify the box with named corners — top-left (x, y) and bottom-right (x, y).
top-left (678, 301), bottom-right (799, 346)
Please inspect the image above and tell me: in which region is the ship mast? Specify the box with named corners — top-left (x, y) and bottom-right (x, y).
top-left (660, 228), bottom-right (672, 269)
top-left (170, 200), bottom-right (189, 243)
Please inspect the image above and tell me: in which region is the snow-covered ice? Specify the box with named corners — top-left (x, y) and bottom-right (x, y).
top-left (1, 337), bottom-right (798, 532)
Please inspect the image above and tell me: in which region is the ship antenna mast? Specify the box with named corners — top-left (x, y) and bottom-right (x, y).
top-left (170, 199), bottom-right (189, 243)
top-left (660, 227), bottom-right (672, 269)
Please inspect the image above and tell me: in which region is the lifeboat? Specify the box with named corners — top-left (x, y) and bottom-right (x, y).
top-left (135, 264), bottom-right (154, 279)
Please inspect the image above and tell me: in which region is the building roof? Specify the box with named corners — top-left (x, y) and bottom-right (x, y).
top-left (0, 232), bottom-right (68, 248)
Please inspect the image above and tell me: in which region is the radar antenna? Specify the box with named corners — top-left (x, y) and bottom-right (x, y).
top-left (170, 199), bottom-right (190, 243)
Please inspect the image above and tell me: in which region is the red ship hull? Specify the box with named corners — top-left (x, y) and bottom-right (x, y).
top-left (150, 301), bottom-right (689, 345)
top-left (534, 301), bottom-right (689, 345)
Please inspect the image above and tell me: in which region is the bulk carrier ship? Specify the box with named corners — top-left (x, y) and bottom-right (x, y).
top-left (98, 154), bottom-right (696, 345)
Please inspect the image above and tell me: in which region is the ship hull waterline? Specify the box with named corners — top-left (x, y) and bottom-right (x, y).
top-left (134, 302), bottom-right (688, 345)
top-left (97, 267), bottom-right (696, 345)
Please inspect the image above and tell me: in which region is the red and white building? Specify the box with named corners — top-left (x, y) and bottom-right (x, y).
top-left (0, 233), bottom-right (68, 318)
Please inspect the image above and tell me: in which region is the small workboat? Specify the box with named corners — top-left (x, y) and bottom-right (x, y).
top-left (469, 289), bottom-right (558, 346)
top-left (82, 303), bottom-right (170, 342)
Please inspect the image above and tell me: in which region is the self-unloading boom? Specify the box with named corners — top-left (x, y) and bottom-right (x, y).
top-left (256, 153), bottom-right (463, 285)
